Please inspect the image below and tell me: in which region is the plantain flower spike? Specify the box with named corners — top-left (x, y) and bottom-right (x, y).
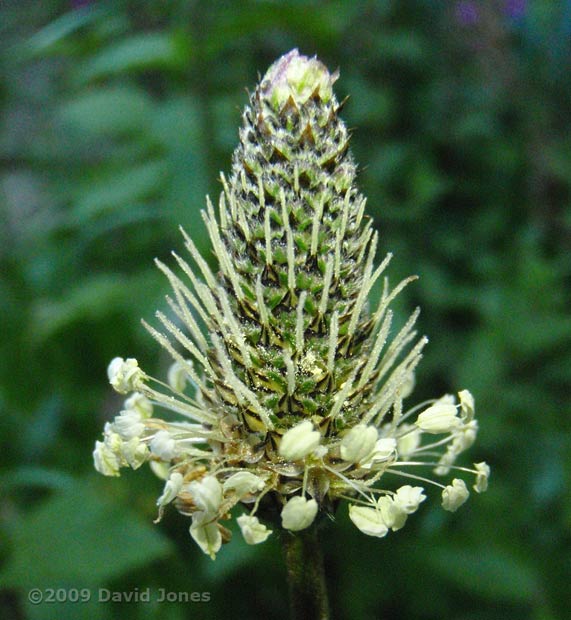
top-left (93, 49), bottom-right (489, 558)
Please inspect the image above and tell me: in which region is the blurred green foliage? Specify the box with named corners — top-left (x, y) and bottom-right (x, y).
top-left (1, 1), bottom-right (570, 619)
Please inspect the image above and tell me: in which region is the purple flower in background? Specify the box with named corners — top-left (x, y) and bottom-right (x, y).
top-left (71, 0), bottom-right (93, 8)
top-left (456, 1), bottom-right (480, 26)
top-left (504, 0), bottom-right (527, 20)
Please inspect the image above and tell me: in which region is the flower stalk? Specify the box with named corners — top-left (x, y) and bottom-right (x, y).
top-left (282, 526), bottom-right (329, 620)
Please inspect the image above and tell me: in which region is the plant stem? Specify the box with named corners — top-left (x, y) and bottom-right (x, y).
top-left (282, 526), bottom-right (330, 620)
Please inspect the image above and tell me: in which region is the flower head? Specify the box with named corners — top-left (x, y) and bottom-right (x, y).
top-left (442, 478), bottom-right (470, 512)
top-left (281, 496), bottom-right (319, 532)
top-left (93, 49), bottom-right (489, 558)
top-left (237, 515), bottom-right (272, 545)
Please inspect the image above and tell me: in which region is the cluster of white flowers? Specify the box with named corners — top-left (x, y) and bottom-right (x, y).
top-left (93, 389), bottom-right (152, 476)
top-left (349, 486), bottom-right (426, 537)
top-left (275, 389), bottom-right (490, 538)
top-left (94, 357), bottom-right (489, 558)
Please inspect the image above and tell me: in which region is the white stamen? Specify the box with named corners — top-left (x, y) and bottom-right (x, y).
top-left (179, 226), bottom-right (218, 290)
top-left (327, 311), bottom-right (339, 374)
top-left (285, 353), bottom-right (296, 396)
top-left (296, 291), bottom-right (307, 352)
top-left (264, 207), bottom-right (273, 265)
top-left (204, 197), bottom-right (243, 301)
top-left (256, 275), bottom-right (270, 326)
top-left (280, 188), bottom-right (296, 292)
top-left (154, 311), bottom-right (212, 377)
top-left (318, 256), bottom-right (334, 316)
top-left (218, 287), bottom-right (252, 368)
top-left (211, 334), bottom-right (274, 430)
top-left (310, 195), bottom-right (324, 256)
top-left (220, 172), bottom-right (236, 221)
top-left (357, 310), bottom-right (393, 389)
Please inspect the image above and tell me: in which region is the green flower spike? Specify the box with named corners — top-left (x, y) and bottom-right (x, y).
top-left (94, 49), bottom-right (489, 559)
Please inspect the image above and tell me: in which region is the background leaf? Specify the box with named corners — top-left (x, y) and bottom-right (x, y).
top-left (0, 479), bottom-right (173, 592)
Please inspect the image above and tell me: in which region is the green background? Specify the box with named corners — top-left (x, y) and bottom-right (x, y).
top-left (1, 1), bottom-right (570, 619)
